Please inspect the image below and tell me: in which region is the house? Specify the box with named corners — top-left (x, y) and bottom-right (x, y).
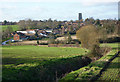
top-left (27, 29), bottom-right (36, 34)
top-left (53, 29), bottom-right (60, 34)
top-left (37, 30), bottom-right (47, 37)
top-left (53, 27), bottom-right (61, 34)
top-left (45, 29), bottom-right (53, 34)
top-left (13, 32), bottom-right (26, 41)
top-left (80, 23), bottom-right (85, 27)
top-left (16, 31), bottom-right (27, 34)
top-left (13, 33), bottom-right (20, 41)
top-left (17, 29), bottom-right (36, 35)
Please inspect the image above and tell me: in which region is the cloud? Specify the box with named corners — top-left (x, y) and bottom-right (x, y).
top-left (0, 0), bottom-right (119, 2)
top-left (0, 0), bottom-right (118, 21)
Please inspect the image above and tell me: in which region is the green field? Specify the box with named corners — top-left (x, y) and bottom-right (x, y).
top-left (60, 43), bottom-right (119, 81)
top-left (2, 45), bottom-right (89, 80)
top-left (2, 45), bottom-right (87, 60)
top-left (98, 52), bottom-right (120, 81)
top-left (1, 25), bottom-right (19, 31)
top-left (2, 43), bottom-right (119, 81)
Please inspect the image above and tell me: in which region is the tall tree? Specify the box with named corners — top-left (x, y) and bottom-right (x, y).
top-left (76, 25), bottom-right (99, 50)
top-left (67, 32), bottom-right (72, 44)
top-left (3, 20), bottom-right (7, 25)
top-left (18, 20), bottom-right (26, 30)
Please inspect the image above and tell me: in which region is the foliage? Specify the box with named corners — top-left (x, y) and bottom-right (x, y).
top-left (3, 20), bottom-right (7, 25)
top-left (67, 32), bottom-right (72, 44)
top-left (18, 18), bottom-right (62, 30)
top-left (100, 19), bottom-right (118, 34)
top-left (84, 17), bottom-right (95, 25)
top-left (94, 19), bottom-right (101, 26)
top-left (2, 25), bottom-right (17, 42)
top-left (48, 34), bottom-right (56, 44)
top-left (76, 25), bottom-right (99, 50)
top-left (37, 40), bottom-right (39, 45)
top-left (2, 25), bottom-right (19, 41)
top-left (18, 19), bottom-right (37, 30)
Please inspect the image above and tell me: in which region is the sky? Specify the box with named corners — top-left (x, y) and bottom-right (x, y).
top-left (0, 0), bottom-right (119, 22)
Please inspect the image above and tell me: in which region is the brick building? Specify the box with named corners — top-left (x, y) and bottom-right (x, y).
top-left (13, 33), bottom-right (20, 41)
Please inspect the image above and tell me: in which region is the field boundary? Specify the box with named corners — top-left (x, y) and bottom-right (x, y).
top-left (90, 51), bottom-right (120, 81)
top-left (60, 50), bottom-right (118, 81)
top-left (48, 44), bottom-right (80, 47)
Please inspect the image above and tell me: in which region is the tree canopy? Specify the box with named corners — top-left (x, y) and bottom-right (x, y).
top-left (76, 25), bottom-right (99, 50)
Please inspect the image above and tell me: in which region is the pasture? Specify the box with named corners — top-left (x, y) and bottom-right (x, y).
top-left (1, 25), bottom-right (19, 31)
top-left (2, 43), bottom-right (119, 80)
top-left (2, 45), bottom-right (89, 80)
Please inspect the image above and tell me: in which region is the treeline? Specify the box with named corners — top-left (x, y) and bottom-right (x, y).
top-left (1, 20), bottom-right (17, 25)
top-left (17, 18), bottom-right (119, 35)
top-left (84, 17), bottom-right (119, 35)
top-left (2, 26), bottom-right (13, 42)
top-left (18, 18), bottom-right (64, 30)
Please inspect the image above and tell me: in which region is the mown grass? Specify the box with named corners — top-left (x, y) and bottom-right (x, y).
top-left (2, 45), bottom-right (87, 59)
top-left (2, 45), bottom-right (89, 80)
top-left (60, 43), bottom-right (119, 81)
top-left (1, 25), bottom-right (19, 31)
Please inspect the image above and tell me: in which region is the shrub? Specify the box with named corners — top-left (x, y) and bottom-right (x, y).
top-left (37, 40), bottom-right (39, 45)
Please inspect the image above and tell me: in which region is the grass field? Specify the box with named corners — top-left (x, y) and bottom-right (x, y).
top-left (1, 25), bottom-right (19, 31)
top-left (60, 43), bottom-right (119, 81)
top-left (2, 43), bottom-right (119, 80)
top-left (2, 45), bottom-right (89, 80)
top-left (2, 45), bottom-right (87, 59)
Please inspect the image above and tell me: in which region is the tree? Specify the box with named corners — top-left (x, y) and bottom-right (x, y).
top-left (18, 20), bottom-right (26, 30)
top-left (85, 17), bottom-right (95, 25)
top-left (67, 32), bottom-right (72, 44)
top-left (3, 20), bottom-right (7, 25)
top-left (94, 19), bottom-right (100, 26)
top-left (7, 26), bottom-right (13, 33)
top-left (48, 34), bottom-right (56, 44)
top-left (25, 19), bottom-right (32, 29)
top-left (5, 26), bottom-right (13, 38)
top-left (37, 40), bottom-right (39, 45)
top-left (76, 25), bottom-right (102, 57)
top-left (76, 25), bottom-right (99, 50)
top-left (98, 28), bottom-right (107, 43)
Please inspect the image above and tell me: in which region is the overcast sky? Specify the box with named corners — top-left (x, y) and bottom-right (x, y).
top-left (0, 0), bottom-right (119, 22)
